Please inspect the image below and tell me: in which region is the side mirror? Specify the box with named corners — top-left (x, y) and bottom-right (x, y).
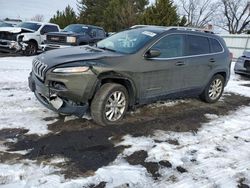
top-left (144, 49), bottom-right (161, 58)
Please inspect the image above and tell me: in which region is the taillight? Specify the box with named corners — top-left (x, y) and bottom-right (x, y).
top-left (229, 52), bottom-right (233, 61)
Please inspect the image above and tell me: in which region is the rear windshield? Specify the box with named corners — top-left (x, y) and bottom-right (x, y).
top-left (17, 22), bottom-right (41, 31)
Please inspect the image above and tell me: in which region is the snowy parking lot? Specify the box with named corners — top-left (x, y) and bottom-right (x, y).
top-left (0, 56), bottom-right (249, 188)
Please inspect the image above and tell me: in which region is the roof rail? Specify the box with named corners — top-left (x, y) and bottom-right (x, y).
top-left (168, 26), bottom-right (214, 34)
top-left (130, 25), bottom-right (167, 29)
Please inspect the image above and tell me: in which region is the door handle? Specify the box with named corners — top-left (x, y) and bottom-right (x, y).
top-left (175, 61), bottom-right (185, 66)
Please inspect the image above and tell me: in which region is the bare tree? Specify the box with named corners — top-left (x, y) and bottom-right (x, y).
top-left (118, 1), bottom-right (137, 28)
top-left (219, 0), bottom-right (250, 34)
top-left (176, 0), bottom-right (218, 28)
top-left (31, 14), bottom-right (44, 22)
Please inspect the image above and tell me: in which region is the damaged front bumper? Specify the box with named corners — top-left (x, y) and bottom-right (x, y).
top-left (0, 39), bottom-right (28, 53)
top-left (28, 73), bottom-right (89, 117)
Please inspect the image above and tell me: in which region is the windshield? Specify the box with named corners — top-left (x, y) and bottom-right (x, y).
top-left (0, 22), bottom-right (13, 27)
top-left (97, 28), bottom-right (159, 54)
top-left (17, 22), bottom-right (41, 31)
top-left (63, 25), bottom-right (88, 34)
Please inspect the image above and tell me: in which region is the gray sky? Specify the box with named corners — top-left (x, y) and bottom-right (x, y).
top-left (0, 0), bottom-right (155, 22)
top-left (0, 0), bottom-right (154, 21)
top-left (0, 0), bottom-right (78, 21)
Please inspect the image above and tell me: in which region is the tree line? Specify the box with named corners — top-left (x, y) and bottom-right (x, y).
top-left (49, 0), bottom-right (250, 34)
top-left (50, 0), bottom-right (186, 31)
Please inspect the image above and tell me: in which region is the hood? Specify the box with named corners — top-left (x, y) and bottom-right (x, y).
top-left (37, 46), bottom-right (123, 68)
top-left (0, 27), bottom-right (34, 33)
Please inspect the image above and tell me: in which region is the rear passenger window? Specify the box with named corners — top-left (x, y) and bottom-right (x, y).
top-left (90, 28), bottom-right (97, 37)
top-left (186, 35), bottom-right (210, 56)
top-left (97, 29), bottom-right (105, 38)
top-left (210, 38), bottom-right (223, 53)
top-left (152, 34), bottom-right (184, 58)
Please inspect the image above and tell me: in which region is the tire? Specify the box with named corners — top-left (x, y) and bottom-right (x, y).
top-left (23, 41), bottom-right (37, 56)
top-left (200, 74), bottom-right (225, 103)
top-left (91, 83), bottom-right (129, 126)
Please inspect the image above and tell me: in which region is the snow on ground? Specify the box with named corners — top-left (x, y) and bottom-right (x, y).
top-left (0, 58), bottom-right (249, 187)
top-left (119, 106), bottom-right (250, 187)
top-left (0, 57), bottom-right (58, 135)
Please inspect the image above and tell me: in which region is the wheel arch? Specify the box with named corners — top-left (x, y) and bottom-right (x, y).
top-left (91, 72), bottom-right (137, 107)
top-left (27, 39), bottom-right (38, 49)
top-left (215, 71), bottom-right (227, 81)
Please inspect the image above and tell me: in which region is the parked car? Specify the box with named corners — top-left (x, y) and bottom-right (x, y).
top-left (43, 24), bottom-right (106, 50)
top-left (0, 21), bottom-right (60, 55)
top-left (29, 26), bottom-right (231, 126)
top-left (0, 21), bottom-right (14, 27)
top-left (234, 51), bottom-right (250, 76)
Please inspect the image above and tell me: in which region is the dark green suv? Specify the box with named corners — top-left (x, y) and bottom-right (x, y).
top-left (28, 26), bottom-right (231, 126)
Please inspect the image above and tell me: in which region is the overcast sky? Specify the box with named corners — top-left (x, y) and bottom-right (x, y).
top-left (0, 0), bottom-right (79, 21)
top-left (0, 0), bottom-right (155, 22)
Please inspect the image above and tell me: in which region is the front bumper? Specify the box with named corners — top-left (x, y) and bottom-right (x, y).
top-left (234, 59), bottom-right (250, 76)
top-left (28, 73), bottom-right (89, 117)
top-left (0, 39), bottom-right (27, 53)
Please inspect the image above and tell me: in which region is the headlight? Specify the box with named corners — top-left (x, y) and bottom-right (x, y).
top-left (66, 36), bottom-right (76, 43)
top-left (52, 66), bottom-right (89, 73)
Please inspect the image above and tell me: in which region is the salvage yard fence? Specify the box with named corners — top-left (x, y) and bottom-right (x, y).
top-left (220, 34), bottom-right (250, 59)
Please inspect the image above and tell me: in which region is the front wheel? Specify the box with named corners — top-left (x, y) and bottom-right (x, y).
top-left (200, 74), bottom-right (225, 103)
top-left (91, 83), bottom-right (129, 126)
top-left (23, 41), bottom-right (38, 56)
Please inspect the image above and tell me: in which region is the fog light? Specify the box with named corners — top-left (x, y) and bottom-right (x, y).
top-left (51, 81), bottom-right (66, 90)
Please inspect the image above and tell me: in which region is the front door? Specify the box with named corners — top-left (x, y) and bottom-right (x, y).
top-left (139, 34), bottom-right (187, 100)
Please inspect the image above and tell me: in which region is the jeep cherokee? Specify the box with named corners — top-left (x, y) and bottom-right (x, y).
top-left (28, 26), bottom-right (231, 126)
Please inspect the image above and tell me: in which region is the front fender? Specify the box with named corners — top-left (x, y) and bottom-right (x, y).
top-left (93, 71), bottom-right (138, 106)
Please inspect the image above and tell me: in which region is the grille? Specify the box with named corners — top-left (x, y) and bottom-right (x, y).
top-left (0, 32), bottom-right (18, 41)
top-left (47, 35), bottom-right (66, 44)
top-left (32, 59), bottom-right (47, 81)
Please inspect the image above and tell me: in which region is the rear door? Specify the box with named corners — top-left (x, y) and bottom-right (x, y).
top-left (96, 29), bottom-right (106, 41)
top-left (182, 34), bottom-right (212, 89)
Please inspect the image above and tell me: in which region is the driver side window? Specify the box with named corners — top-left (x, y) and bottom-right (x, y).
top-left (152, 34), bottom-right (184, 58)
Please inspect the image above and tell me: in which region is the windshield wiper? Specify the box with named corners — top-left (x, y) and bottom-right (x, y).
top-left (97, 46), bottom-right (116, 52)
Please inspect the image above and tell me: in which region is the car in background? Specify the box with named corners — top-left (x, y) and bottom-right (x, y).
top-left (43, 24), bottom-right (106, 50)
top-left (0, 21), bottom-right (14, 27)
top-left (0, 21), bottom-right (60, 55)
top-left (234, 51), bottom-right (250, 76)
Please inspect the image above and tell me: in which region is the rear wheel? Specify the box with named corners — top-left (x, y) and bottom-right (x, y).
top-left (200, 74), bottom-right (225, 103)
top-left (23, 41), bottom-right (37, 56)
top-left (91, 83), bottom-right (129, 126)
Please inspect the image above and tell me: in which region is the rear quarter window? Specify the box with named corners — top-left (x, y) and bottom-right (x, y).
top-left (186, 35), bottom-right (210, 56)
top-left (210, 38), bottom-right (223, 53)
